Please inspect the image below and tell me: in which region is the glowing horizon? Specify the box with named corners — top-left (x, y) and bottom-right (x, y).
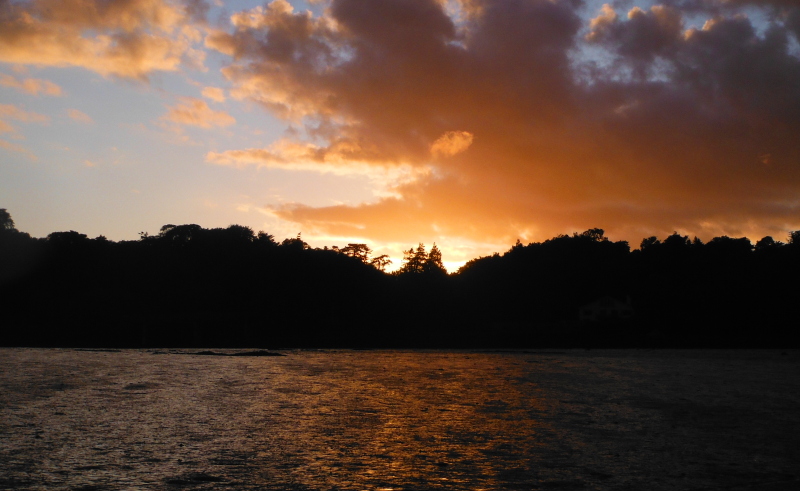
top-left (3, 0), bottom-right (800, 271)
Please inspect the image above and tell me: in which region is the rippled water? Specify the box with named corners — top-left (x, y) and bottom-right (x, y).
top-left (1, 349), bottom-right (799, 490)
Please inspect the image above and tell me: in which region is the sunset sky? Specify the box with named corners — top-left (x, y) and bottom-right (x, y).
top-left (2, 0), bottom-right (800, 270)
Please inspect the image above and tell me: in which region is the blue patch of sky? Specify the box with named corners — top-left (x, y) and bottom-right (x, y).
top-left (207, 0), bottom-right (261, 24)
top-left (570, 0), bottom-right (784, 86)
top-left (788, 34), bottom-right (800, 60)
top-left (208, 0), bottom-right (325, 22)
top-left (572, 1), bottom-right (630, 86)
top-left (741, 5), bottom-right (773, 37)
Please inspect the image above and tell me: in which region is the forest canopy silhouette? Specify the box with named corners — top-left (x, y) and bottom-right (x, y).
top-left (2, 209), bottom-right (798, 348)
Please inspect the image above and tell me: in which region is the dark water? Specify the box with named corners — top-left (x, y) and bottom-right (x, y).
top-left (1, 349), bottom-right (799, 490)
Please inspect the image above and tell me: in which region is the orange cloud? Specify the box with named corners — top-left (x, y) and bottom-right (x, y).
top-left (586, 3), bottom-right (617, 42)
top-left (201, 86), bottom-right (225, 102)
top-left (0, 0), bottom-right (205, 80)
top-left (162, 97), bottom-right (235, 128)
top-left (205, 0), bottom-right (800, 252)
top-left (207, 139), bottom-right (430, 199)
top-left (0, 104), bottom-right (50, 136)
top-left (68, 109), bottom-right (93, 124)
top-left (0, 73), bottom-right (62, 96)
top-left (0, 104), bottom-right (50, 124)
top-left (430, 131), bottom-right (474, 157)
top-left (209, 138), bottom-right (397, 169)
top-left (0, 139), bottom-right (37, 160)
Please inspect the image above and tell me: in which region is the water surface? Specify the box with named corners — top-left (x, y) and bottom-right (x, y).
top-left (1, 349), bottom-right (799, 490)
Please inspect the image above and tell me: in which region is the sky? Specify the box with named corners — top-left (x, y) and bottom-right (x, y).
top-left (2, 0), bottom-right (800, 271)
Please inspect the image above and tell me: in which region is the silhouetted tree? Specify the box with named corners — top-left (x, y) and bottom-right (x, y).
top-left (224, 224), bottom-right (256, 243)
top-left (706, 236), bottom-right (753, 258)
top-left (578, 228), bottom-right (607, 242)
top-left (1, 209), bottom-right (39, 290)
top-left (159, 224), bottom-right (203, 245)
top-left (663, 232), bottom-right (691, 249)
top-left (256, 231), bottom-right (277, 248)
top-left (46, 230), bottom-right (91, 249)
top-left (640, 236), bottom-right (660, 250)
top-left (0, 208), bottom-right (15, 232)
top-left (370, 254), bottom-right (392, 272)
top-left (424, 243), bottom-right (447, 275)
top-left (398, 243), bottom-right (428, 274)
top-left (5, 213), bottom-right (800, 349)
top-left (755, 236), bottom-right (781, 251)
top-left (280, 234), bottom-right (309, 251)
top-left (341, 243), bottom-right (372, 263)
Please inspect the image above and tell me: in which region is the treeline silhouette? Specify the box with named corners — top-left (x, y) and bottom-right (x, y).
top-left (2, 209), bottom-right (798, 348)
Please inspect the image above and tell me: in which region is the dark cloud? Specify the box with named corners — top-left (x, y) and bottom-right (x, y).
top-left (783, 6), bottom-right (800, 43)
top-left (184, 0), bottom-right (210, 24)
top-left (587, 4), bottom-right (683, 70)
top-left (208, 0), bottom-right (800, 248)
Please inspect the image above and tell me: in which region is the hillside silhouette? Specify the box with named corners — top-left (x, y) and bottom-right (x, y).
top-left (2, 209), bottom-right (798, 348)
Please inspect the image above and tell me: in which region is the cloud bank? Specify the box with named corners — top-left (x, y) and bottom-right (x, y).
top-left (5, 0), bottom-right (799, 251)
top-left (0, 0), bottom-right (207, 79)
top-left (203, 0), bottom-right (800, 246)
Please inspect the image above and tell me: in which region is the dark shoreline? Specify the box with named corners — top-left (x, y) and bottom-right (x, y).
top-left (4, 220), bottom-right (799, 350)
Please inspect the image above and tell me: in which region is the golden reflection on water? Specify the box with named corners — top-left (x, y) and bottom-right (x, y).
top-left (251, 352), bottom-right (553, 488)
top-left (1, 349), bottom-right (799, 490)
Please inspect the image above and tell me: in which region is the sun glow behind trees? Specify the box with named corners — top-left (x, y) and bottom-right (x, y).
top-left (2, 0), bottom-right (800, 270)
top-left (4, 208), bottom-right (800, 347)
